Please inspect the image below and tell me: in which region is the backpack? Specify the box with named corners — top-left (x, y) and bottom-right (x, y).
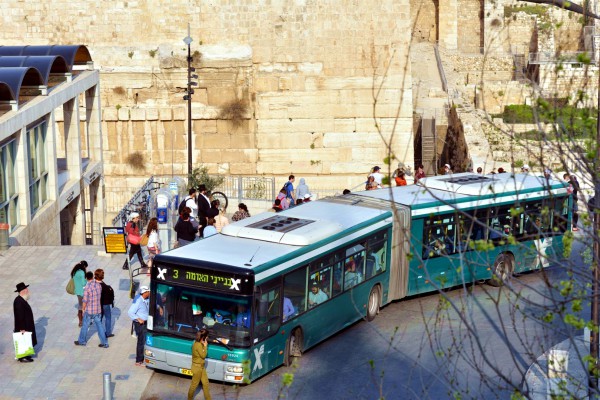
top-left (101, 282), bottom-right (115, 306)
top-left (178, 196), bottom-right (190, 215)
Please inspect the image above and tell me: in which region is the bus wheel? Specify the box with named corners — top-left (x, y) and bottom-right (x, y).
top-left (284, 329), bottom-right (302, 367)
top-left (366, 286), bottom-right (380, 322)
top-left (489, 253), bottom-right (513, 287)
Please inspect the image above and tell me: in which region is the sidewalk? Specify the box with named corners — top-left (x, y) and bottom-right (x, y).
top-left (0, 245), bottom-right (152, 399)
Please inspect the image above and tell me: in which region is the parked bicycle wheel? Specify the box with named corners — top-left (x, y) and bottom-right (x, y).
top-left (210, 191), bottom-right (228, 210)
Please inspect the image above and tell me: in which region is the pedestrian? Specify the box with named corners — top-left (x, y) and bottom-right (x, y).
top-left (74, 270), bottom-right (109, 348)
top-left (175, 210), bottom-right (198, 247)
top-left (122, 212), bottom-right (148, 270)
top-left (128, 286), bottom-right (150, 366)
top-left (196, 184), bottom-right (211, 230)
top-left (231, 203), bottom-right (250, 222)
top-left (365, 175), bottom-right (378, 190)
top-left (214, 207), bottom-right (229, 233)
top-left (394, 170), bottom-right (407, 186)
top-left (269, 199), bottom-right (283, 212)
top-left (283, 175), bottom-right (296, 206)
top-left (564, 173), bottom-right (580, 231)
top-left (183, 188), bottom-right (198, 218)
top-left (476, 167), bottom-right (483, 174)
top-left (303, 193), bottom-right (312, 203)
top-left (187, 329), bottom-right (213, 400)
top-left (342, 189), bottom-right (351, 195)
top-left (276, 188), bottom-right (290, 210)
top-left (414, 164), bottom-right (426, 183)
top-left (71, 260), bottom-right (88, 327)
top-left (13, 282), bottom-right (36, 362)
top-left (145, 217), bottom-right (160, 269)
top-left (369, 166), bottom-right (383, 186)
top-left (97, 269), bottom-right (115, 338)
top-left (203, 218), bottom-right (218, 238)
top-left (443, 164), bottom-right (452, 175)
top-left (521, 164), bottom-right (530, 173)
top-left (296, 178), bottom-right (310, 200)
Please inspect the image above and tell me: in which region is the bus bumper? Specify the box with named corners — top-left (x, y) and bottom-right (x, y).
top-left (143, 345), bottom-right (246, 383)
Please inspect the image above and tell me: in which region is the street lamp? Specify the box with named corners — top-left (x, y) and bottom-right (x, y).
top-left (183, 24), bottom-right (196, 177)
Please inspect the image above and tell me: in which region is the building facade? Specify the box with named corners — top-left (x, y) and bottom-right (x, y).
top-left (0, 45), bottom-right (105, 246)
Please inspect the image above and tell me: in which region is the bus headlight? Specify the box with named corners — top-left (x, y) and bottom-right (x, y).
top-left (226, 365), bottom-right (243, 373)
top-left (144, 349), bottom-right (155, 358)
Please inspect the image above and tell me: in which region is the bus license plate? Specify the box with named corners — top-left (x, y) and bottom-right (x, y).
top-left (180, 368), bottom-right (193, 376)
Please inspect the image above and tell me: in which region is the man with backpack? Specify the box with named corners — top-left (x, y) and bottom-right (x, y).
top-left (97, 269), bottom-right (115, 338)
top-left (283, 175), bottom-right (296, 207)
top-left (179, 188), bottom-right (198, 219)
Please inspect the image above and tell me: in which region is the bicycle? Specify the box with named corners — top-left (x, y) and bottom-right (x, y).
top-left (209, 190), bottom-right (228, 211)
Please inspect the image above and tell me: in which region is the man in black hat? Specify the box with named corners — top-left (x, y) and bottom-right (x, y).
top-left (13, 282), bottom-right (36, 362)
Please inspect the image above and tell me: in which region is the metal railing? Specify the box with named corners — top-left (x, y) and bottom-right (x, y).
top-left (528, 51), bottom-right (594, 65)
top-left (112, 176), bottom-right (158, 227)
top-left (433, 43), bottom-right (448, 93)
top-left (211, 176), bottom-right (276, 203)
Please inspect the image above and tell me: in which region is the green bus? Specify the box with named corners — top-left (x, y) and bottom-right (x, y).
top-left (143, 172), bottom-right (570, 382)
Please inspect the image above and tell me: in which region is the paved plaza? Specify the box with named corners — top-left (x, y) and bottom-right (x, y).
top-left (0, 245), bottom-right (152, 399)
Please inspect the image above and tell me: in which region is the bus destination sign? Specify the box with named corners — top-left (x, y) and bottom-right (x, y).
top-left (102, 227), bottom-right (127, 254)
top-left (155, 264), bottom-right (253, 293)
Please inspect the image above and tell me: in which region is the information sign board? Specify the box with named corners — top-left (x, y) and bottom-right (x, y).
top-left (103, 227), bottom-right (127, 254)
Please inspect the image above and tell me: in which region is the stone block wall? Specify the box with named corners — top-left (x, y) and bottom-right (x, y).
top-left (458, 0), bottom-right (483, 53)
top-left (0, 0), bottom-right (413, 211)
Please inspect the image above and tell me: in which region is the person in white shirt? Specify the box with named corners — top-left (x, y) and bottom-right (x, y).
top-left (184, 188), bottom-right (198, 218)
top-left (369, 166), bottom-right (383, 185)
top-left (308, 282), bottom-right (328, 307)
top-left (145, 218), bottom-right (160, 269)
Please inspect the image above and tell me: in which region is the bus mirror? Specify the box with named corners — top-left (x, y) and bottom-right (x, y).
top-left (258, 299), bottom-right (268, 320)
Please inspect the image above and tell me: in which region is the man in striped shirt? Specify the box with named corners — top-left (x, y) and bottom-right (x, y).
top-left (74, 269), bottom-right (108, 348)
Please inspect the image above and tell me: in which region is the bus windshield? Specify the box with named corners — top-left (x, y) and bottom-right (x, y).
top-left (153, 282), bottom-right (253, 347)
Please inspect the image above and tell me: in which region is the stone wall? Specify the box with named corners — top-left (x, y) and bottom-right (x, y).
top-left (410, 0), bottom-right (437, 42)
top-left (458, 0), bottom-right (483, 53)
top-left (0, 0), bottom-right (413, 211)
top-left (446, 54), bottom-right (514, 85)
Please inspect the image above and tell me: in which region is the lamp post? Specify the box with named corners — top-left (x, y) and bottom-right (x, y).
top-left (183, 24), bottom-right (193, 177)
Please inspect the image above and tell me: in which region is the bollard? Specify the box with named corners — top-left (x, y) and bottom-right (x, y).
top-left (0, 223), bottom-right (9, 251)
top-left (103, 372), bottom-right (112, 400)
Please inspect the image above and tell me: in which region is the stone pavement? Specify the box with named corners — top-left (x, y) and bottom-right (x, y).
top-left (0, 245), bottom-right (151, 400)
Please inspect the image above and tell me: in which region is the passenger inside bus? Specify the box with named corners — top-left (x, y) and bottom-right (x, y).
top-left (283, 297), bottom-right (296, 321)
top-left (344, 259), bottom-right (363, 289)
top-left (234, 304), bottom-right (251, 329)
top-left (308, 282), bottom-right (328, 307)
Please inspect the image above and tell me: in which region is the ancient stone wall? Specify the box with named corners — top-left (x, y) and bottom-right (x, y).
top-left (0, 0), bottom-right (413, 212)
top-left (410, 0), bottom-right (438, 42)
top-left (457, 0), bottom-right (483, 53)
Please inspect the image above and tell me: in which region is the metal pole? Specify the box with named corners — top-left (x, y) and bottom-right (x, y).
top-left (187, 30), bottom-right (193, 178)
top-left (103, 372), bottom-right (112, 400)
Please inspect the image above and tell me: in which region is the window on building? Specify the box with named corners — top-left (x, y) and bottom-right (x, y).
top-left (0, 140), bottom-right (18, 229)
top-left (28, 121), bottom-right (48, 215)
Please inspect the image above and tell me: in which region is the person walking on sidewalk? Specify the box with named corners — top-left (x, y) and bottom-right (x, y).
top-left (122, 212), bottom-right (148, 270)
top-left (13, 282), bottom-right (37, 363)
top-left (129, 286), bottom-right (150, 366)
top-left (97, 269), bottom-right (115, 338)
top-left (70, 260), bottom-right (88, 327)
top-left (187, 328), bottom-right (212, 400)
top-left (74, 270), bottom-right (109, 348)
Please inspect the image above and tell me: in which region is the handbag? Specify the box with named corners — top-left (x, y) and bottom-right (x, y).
top-left (128, 234), bottom-right (141, 245)
top-left (13, 331), bottom-right (35, 359)
top-left (66, 278), bottom-right (75, 295)
top-left (140, 234), bottom-right (149, 246)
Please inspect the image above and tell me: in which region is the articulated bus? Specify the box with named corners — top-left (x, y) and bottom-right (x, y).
top-left (143, 172), bottom-right (570, 382)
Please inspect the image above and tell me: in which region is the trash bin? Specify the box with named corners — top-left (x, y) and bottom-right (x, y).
top-left (0, 223), bottom-right (9, 251)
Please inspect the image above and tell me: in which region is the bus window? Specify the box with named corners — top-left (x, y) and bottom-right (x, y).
top-left (254, 281), bottom-right (281, 342)
top-left (309, 266), bottom-right (331, 307)
top-left (553, 197), bottom-right (568, 233)
top-left (343, 244), bottom-right (365, 290)
top-left (423, 215), bottom-right (456, 259)
top-left (153, 283), bottom-right (253, 347)
top-left (457, 210), bottom-right (486, 251)
top-left (366, 236), bottom-right (386, 278)
top-left (332, 261), bottom-right (344, 297)
top-left (488, 205), bottom-right (521, 242)
top-left (283, 266), bottom-right (307, 320)
top-left (524, 201), bottom-right (552, 237)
